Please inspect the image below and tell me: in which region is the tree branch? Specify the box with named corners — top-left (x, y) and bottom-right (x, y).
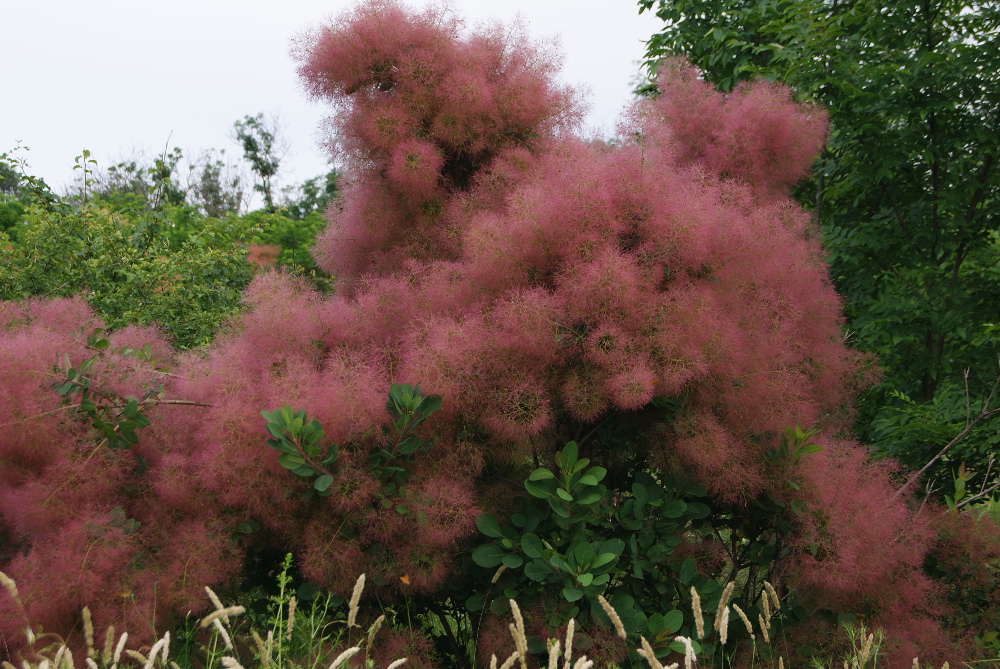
top-left (893, 375), bottom-right (1000, 500)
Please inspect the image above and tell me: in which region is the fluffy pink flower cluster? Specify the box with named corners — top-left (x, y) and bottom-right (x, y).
top-left (0, 2), bottom-right (962, 664)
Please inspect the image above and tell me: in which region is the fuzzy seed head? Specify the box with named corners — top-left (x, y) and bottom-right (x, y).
top-left (763, 581), bottom-right (780, 611)
top-left (287, 596), bottom-right (297, 641)
top-left (638, 636), bottom-right (663, 669)
top-left (367, 614), bottom-right (387, 654)
top-left (200, 606), bottom-right (246, 628)
top-left (761, 588), bottom-right (772, 627)
top-left (715, 582), bottom-right (735, 628)
top-left (732, 604), bottom-right (754, 640)
top-left (673, 636), bottom-right (694, 669)
top-left (112, 632), bottom-right (128, 669)
top-left (547, 639), bottom-right (560, 669)
top-left (718, 606), bottom-right (730, 645)
top-left (690, 586), bottom-right (704, 639)
top-left (0, 572), bottom-right (19, 602)
top-left (348, 574), bottom-right (366, 628)
top-left (102, 626), bottom-right (116, 664)
top-left (598, 595), bottom-right (627, 639)
top-left (205, 586), bottom-right (228, 623)
top-left (498, 652), bottom-right (519, 669)
top-left (213, 618), bottom-right (233, 649)
top-left (562, 618), bottom-right (575, 669)
top-left (329, 647), bottom-right (361, 669)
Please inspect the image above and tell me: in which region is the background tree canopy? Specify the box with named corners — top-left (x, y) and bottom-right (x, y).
top-left (0, 140), bottom-right (336, 349)
top-left (638, 0), bottom-right (1000, 493)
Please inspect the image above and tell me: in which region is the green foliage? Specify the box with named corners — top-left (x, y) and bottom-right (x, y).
top-left (262, 383), bottom-right (442, 502)
top-left (638, 0), bottom-right (1000, 494)
top-left (0, 145), bottom-right (59, 213)
top-left (0, 202), bottom-right (256, 348)
top-left (281, 169), bottom-right (340, 221)
top-left (2, 146), bottom-right (334, 346)
top-left (244, 209), bottom-right (331, 274)
top-left (872, 381), bottom-right (1000, 489)
top-left (466, 431), bottom-right (813, 662)
top-left (234, 113), bottom-right (283, 211)
top-left (67, 146), bottom-right (244, 216)
top-left (51, 330), bottom-right (157, 449)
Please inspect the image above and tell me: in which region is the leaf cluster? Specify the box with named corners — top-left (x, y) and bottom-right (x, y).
top-left (51, 329), bottom-right (160, 449)
top-left (261, 384), bottom-right (443, 505)
top-left (466, 440), bottom-right (796, 663)
top-left (638, 0), bottom-right (1000, 499)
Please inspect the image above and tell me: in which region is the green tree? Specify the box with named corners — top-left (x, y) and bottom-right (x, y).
top-left (638, 0), bottom-right (1000, 489)
top-left (71, 147), bottom-right (188, 210)
top-left (0, 203), bottom-right (258, 348)
top-left (280, 167), bottom-right (339, 220)
top-left (187, 148), bottom-right (245, 217)
top-left (233, 113), bottom-right (284, 211)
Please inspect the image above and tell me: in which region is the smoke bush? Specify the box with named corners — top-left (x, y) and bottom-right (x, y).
top-left (0, 1), bottom-right (994, 665)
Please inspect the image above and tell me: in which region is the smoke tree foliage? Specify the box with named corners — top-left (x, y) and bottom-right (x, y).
top-left (1, 1), bottom-right (996, 666)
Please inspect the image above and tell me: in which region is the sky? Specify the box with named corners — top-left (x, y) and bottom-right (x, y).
top-left (1, 0), bottom-right (662, 199)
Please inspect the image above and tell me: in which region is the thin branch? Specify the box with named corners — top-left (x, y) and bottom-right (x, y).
top-left (957, 479), bottom-right (1000, 508)
top-left (965, 368), bottom-right (971, 427)
top-left (893, 373), bottom-right (1000, 500)
top-left (0, 399), bottom-right (214, 428)
top-left (915, 478), bottom-right (938, 518)
top-left (577, 415), bottom-right (613, 448)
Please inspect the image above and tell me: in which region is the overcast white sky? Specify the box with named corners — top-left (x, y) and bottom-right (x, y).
top-left (1, 0), bottom-right (662, 198)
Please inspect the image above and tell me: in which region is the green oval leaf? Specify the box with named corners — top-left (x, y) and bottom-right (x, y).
top-left (476, 513), bottom-right (504, 538)
top-left (521, 533), bottom-right (544, 559)
top-left (525, 478), bottom-right (555, 499)
top-left (662, 609), bottom-right (683, 634)
top-left (278, 453), bottom-right (305, 469)
top-left (501, 554), bottom-right (524, 569)
top-left (524, 560), bottom-right (551, 582)
top-left (314, 474), bottom-right (334, 492)
top-left (678, 557), bottom-right (696, 585)
top-left (663, 499), bottom-right (687, 519)
top-left (472, 543), bottom-right (506, 568)
top-left (592, 552), bottom-right (617, 569)
top-left (562, 586), bottom-right (584, 602)
top-left (599, 538), bottom-right (626, 557)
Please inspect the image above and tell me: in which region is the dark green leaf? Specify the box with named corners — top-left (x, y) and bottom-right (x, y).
top-left (501, 554), bottom-right (524, 569)
top-left (521, 533), bottom-right (544, 559)
top-left (562, 586), bottom-right (584, 602)
top-left (476, 513), bottom-right (504, 538)
top-left (524, 560), bottom-right (551, 582)
top-left (278, 453), bottom-right (305, 469)
top-left (472, 543), bottom-right (506, 568)
top-left (525, 478), bottom-right (555, 499)
top-left (678, 558), bottom-right (696, 585)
